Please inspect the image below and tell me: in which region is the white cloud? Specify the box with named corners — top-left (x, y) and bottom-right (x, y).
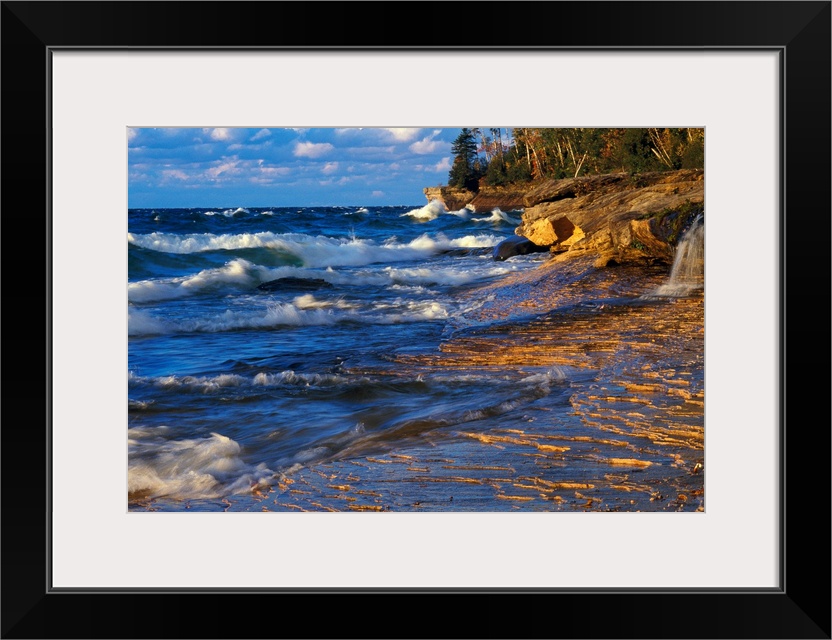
top-left (410, 130), bottom-right (444, 154)
top-left (205, 159), bottom-right (240, 179)
top-left (258, 166), bottom-right (291, 177)
top-left (410, 139), bottom-right (440, 154)
top-left (434, 157), bottom-right (452, 172)
top-left (208, 128), bottom-right (233, 141)
top-left (127, 128), bottom-right (138, 142)
top-left (250, 128), bottom-right (271, 141)
top-left (322, 162), bottom-right (339, 175)
top-left (161, 169), bottom-right (189, 181)
top-left (294, 141), bottom-right (334, 158)
top-left (383, 128), bottom-right (421, 142)
top-left (371, 190), bottom-right (384, 198)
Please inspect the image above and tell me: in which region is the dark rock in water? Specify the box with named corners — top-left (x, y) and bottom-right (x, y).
top-left (492, 235), bottom-right (551, 261)
top-left (444, 247), bottom-right (493, 258)
top-left (257, 277), bottom-right (334, 292)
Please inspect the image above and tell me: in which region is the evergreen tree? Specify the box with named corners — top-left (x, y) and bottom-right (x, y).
top-left (447, 128), bottom-right (482, 190)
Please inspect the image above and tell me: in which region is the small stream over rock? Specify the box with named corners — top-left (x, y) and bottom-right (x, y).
top-left (647, 214), bottom-right (704, 298)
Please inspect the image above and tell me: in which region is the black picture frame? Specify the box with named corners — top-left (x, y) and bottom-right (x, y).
top-left (2, 2), bottom-right (829, 638)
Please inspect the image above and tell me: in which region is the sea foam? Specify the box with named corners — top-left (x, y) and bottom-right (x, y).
top-left (128, 231), bottom-right (500, 269)
top-left (128, 431), bottom-right (274, 500)
top-left (401, 199), bottom-right (447, 221)
top-left (472, 208), bottom-right (521, 225)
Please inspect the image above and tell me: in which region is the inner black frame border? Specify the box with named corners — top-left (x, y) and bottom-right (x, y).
top-left (2, 2), bottom-right (829, 638)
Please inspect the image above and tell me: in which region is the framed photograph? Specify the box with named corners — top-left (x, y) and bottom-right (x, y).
top-left (3, 1), bottom-right (829, 638)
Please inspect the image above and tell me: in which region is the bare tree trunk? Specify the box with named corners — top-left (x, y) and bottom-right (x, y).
top-left (521, 129), bottom-right (532, 170)
top-left (648, 128), bottom-right (674, 167)
top-left (574, 151), bottom-right (587, 177)
top-left (477, 128), bottom-right (491, 162)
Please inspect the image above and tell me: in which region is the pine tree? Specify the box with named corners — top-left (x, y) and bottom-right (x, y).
top-left (447, 128), bottom-right (481, 190)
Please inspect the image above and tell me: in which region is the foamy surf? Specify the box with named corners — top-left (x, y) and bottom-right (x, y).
top-left (128, 369), bottom-right (363, 391)
top-left (472, 208), bottom-right (521, 225)
top-left (203, 207), bottom-right (249, 217)
top-left (128, 204), bottom-right (559, 508)
top-left (128, 431), bottom-right (274, 500)
top-left (401, 199), bottom-right (447, 221)
top-left (127, 231), bottom-right (501, 268)
top-left (127, 295), bottom-right (458, 336)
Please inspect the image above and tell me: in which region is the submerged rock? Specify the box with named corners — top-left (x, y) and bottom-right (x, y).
top-left (257, 277), bottom-right (334, 292)
top-left (492, 235), bottom-right (551, 261)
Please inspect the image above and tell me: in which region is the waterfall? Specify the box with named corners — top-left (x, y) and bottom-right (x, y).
top-left (648, 214), bottom-right (704, 298)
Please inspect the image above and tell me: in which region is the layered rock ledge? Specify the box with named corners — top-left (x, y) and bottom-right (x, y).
top-left (423, 185), bottom-right (527, 212)
top-left (516, 169), bottom-right (704, 267)
top-left (428, 169), bottom-right (704, 267)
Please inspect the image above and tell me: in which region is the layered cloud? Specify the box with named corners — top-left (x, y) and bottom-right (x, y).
top-left (410, 130), bottom-right (445, 155)
top-left (294, 141), bottom-right (334, 158)
top-left (207, 128), bottom-right (233, 141)
top-left (128, 127), bottom-right (476, 207)
top-left (250, 128), bottom-right (271, 142)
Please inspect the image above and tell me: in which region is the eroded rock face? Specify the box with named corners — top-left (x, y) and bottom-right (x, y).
top-left (423, 187), bottom-right (475, 212)
top-left (423, 185), bottom-right (527, 212)
top-left (515, 169), bottom-right (704, 265)
top-left (468, 186), bottom-right (527, 212)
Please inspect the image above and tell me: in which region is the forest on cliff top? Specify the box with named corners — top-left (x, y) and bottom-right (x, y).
top-left (447, 127), bottom-right (705, 191)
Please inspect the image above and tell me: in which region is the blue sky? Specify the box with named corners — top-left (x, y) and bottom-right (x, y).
top-left (128, 127), bottom-right (468, 208)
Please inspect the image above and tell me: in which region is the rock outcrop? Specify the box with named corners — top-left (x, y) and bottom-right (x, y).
top-left (423, 187), bottom-right (475, 212)
top-left (425, 169), bottom-right (704, 267)
top-left (491, 235), bottom-right (551, 261)
top-left (515, 169), bottom-right (704, 267)
top-left (424, 185), bottom-right (527, 212)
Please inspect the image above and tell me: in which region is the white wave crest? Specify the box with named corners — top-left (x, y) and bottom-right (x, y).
top-left (369, 299), bottom-right (450, 323)
top-left (519, 367), bottom-right (569, 386)
top-left (252, 371), bottom-right (354, 387)
top-left (127, 300), bottom-right (338, 336)
top-left (127, 292), bottom-right (458, 335)
top-left (128, 259), bottom-right (262, 303)
top-left (129, 369), bottom-right (361, 391)
top-left (128, 432), bottom-right (274, 500)
top-left (128, 231), bottom-right (501, 268)
top-left (128, 308), bottom-right (170, 336)
top-left (401, 199), bottom-right (447, 221)
top-left (378, 265), bottom-right (511, 287)
top-left (472, 208), bottom-right (521, 225)
top-left (292, 294), bottom-right (359, 310)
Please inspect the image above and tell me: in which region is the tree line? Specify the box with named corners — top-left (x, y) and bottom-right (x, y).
top-left (447, 127), bottom-right (705, 190)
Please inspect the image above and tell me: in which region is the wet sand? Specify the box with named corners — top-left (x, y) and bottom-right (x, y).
top-left (132, 253), bottom-right (704, 513)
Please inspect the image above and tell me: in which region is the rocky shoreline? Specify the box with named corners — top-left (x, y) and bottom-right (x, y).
top-left (426, 169), bottom-right (704, 268)
top-left (132, 171), bottom-right (706, 513)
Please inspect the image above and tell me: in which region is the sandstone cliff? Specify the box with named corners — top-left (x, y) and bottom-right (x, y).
top-left (515, 169), bottom-right (703, 267)
top-left (428, 170), bottom-right (704, 267)
top-left (423, 185), bottom-right (527, 212)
